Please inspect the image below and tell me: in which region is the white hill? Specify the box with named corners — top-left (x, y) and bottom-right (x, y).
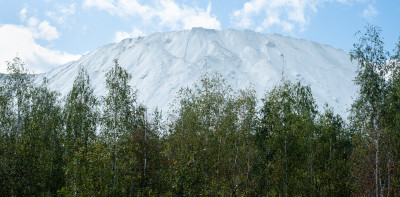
top-left (36, 28), bottom-right (357, 117)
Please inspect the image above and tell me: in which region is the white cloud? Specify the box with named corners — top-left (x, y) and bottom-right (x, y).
top-left (59, 3), bottom-right (76, 15)
top-left (35, 20), bottom-right (60, 41)
top-left (232, 0), bottom-right (348, 32)
top-left (114, 27), bottom-right (145, 42)
top-left (27, 17), bottom-right (60, 41)
top-left (362, 4), bottom-right (377, 19)
top-left (180, 3), bottom-right (220, 29)
top-left (0, 24), bottom-right (80, 74)
top-left (83, 0), bottom-right (116, 12)
top-left (28, 17), bottom-right (39, 27)
top-left (21, 8), bottom-right (60, 41)
top-left (47, 3), bottom-right (76, 25)
top-left (20, 8), bottom-right (27, 22)
top-left (83, 0), bottom-right (221, 30)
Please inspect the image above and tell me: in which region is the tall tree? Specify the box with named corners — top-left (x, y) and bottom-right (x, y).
top-left (349, 24), bottom-right (392, 196)
top-left (23, 77), bottom-right (65, 195)
top-left (60, 67), bottom-right (99, 196)
top-left (381, 36), bottom-right (400, 195)
top-left (101, 59), bottom-right (163, 195)
top-left (0, 57), bottom-right (34, 196)
top-left (130, 105), bottom-right (163, 195)
top-left (101, 59), bottom-right (136, 195)
top-left (165, 73), bottom-right (257, 196)
top-left (314, 105), bottom-right (352, 196)
top-left (255, 79), bottom-right (318, 196)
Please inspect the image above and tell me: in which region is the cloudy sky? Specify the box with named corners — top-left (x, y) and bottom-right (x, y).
top-left (1, 0), bottom-right (399, 73)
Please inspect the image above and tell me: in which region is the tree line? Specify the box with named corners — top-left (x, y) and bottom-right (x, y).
top-left (0, 25), bottom-right (399, 196)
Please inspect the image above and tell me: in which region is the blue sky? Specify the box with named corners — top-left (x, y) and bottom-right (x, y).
top-left (0, 0), bottom-right (399, 73)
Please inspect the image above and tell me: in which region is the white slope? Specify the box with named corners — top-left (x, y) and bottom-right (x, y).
top-left (36, 28), bottom-right (357, 117)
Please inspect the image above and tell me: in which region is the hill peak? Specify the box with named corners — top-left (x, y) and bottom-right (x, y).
top-left (38, 29), bottom-right (357, 117)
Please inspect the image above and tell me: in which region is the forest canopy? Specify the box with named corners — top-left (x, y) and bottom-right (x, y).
top-left (0, 25), bottom-right (399, 196)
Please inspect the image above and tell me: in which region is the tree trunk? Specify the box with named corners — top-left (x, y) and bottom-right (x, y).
top-left (113, 96), bottom-right (117, 197)
top-left (309, 137), bottom-right (313, 197)
top-left (144, 112), bottom-right (147, 190)
top-left (328, 139), bottom-right (332, 196)
top-left (246, 137), bottom-right (250, 197)
top-left (285, 135), bottom-right (288, 197)
top-left (387, 154), bottom-right (391, 197)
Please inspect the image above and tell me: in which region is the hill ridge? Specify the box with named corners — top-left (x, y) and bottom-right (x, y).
top-left (36, 28), bottom-right (357, 117)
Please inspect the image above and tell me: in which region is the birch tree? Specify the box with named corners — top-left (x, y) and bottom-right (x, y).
top-left (61, 67), bottom-right (98, 196)
top-left (350, 24), bottom-right (391, 196)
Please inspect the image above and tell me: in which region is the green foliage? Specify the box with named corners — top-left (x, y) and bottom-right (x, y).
top-left (164, 73), bottom-right (257, 196)
top-left (0, 27), bottom-right (399, 196)
top-left (255, 79), bottom-right (353, 196)
top-left (350, 24), bottom-right (400, 196)
top-left (381, 37), bottom-right (400, 195)
top-left (0, 58), bottom-right (65, 196)
top-left (100, 59), bottom-right (136, 196)
top-left (0, 57), bottom-right (34, 196)
top-left (99, 60), bottom-right (164, 196)
top-left (61, 67), bottom-right (99, 196)
top-left (256, 80), bottom-right (317, 196)
top-left (314, 106), bottom-right (352, 196)
top-left (350, 24), bottom-right (389, 128)
top-left (23, 78), bottom-right (64, 195)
